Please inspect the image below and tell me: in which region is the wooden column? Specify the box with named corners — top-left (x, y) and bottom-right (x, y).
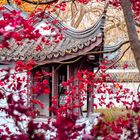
top-left (67, 65), bottom-right (70, 91)
top-left (70, 63), bottom-right (81, 116)
top-left (87, 66), bottom-right (94, 117)
top-left (52, 66), bottom-right (59, 97)
top-left (51, 65), bottom-right (59, 116)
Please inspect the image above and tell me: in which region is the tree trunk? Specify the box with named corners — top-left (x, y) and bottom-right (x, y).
top-left (121, 0), bottom-right (140, 71)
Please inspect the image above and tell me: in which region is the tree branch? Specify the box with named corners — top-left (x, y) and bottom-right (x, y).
top-left (21, 0), bottom-right (57, 5)
top-left (135, 21), bottom-right (140, 27)
top-left (7, 0), bottom-right (57, 5)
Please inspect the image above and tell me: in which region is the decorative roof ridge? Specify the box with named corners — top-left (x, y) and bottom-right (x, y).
top-left (45, 12), bottom-right (105, 39)
top-left (104, 40), bottom-right (124, 51)
top-left (4, 3), bottom-right (107, 39)
top-left (103, 40), bottom-right (124, 65)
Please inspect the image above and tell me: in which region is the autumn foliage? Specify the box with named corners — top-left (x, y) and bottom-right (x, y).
top-left (0, 0), bottom-right (140, 139)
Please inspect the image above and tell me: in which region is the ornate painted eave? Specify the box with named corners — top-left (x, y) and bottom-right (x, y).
top-left (0, 4), bottom-right (107, 64)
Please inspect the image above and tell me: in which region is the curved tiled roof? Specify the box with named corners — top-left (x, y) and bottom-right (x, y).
top-left (0, 4), bottom-right (107, 63)
top-left (104, 40), bottom-right (123, 64)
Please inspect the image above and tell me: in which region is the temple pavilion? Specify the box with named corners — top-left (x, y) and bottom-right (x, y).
top-left (0, 3), bottom-right (124, 116)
